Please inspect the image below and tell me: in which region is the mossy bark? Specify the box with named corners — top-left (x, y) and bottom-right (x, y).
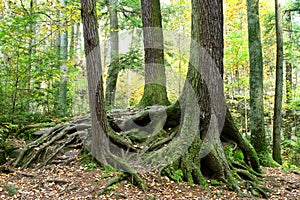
top-left (138, 0), bottom-right (170, 108)
top-left (137, 84), bottom-right (170, 108)
top-left (246, 0), bottom-right (270, 161)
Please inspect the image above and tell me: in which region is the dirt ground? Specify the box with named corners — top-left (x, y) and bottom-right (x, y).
top-left (0, 158), bottom-right (299, 200)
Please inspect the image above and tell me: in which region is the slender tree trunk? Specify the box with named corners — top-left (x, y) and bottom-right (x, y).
top-left (54, 0), bottom-right (61, 115)
top-left (28, 0), bottom-right (36, 92)
top-left (246, 0), bottom-right (269, 161)
top-left (69, 25), bottom-right (75, 57)
top-left (59, 0), bottom-right (69, 115)
top-left (284, 11), bottom-right (293, 140)
top-left (69, 23), bottom-right (80, 59)
top-left (80, 0), bottom-right (108, 164)
top-left (138, 0), bottom-right (170, 107)
top-left (272, 0), bottom-right (283, 164)
top-left (105, 0), bottom-right (119, 107)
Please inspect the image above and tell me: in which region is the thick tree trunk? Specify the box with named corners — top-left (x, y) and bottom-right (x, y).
top-left (246, 0), bottom-right (269, 161)
top-left (273, 0), bottom-right (283, 164)
top-left (105, 0), bottom-right (119, 107)
top-left (138, 0), bottom-right (170, 108)
top-left (162, 0), bottom-right (264, 192)
top-left (165, 0), bottom-right (237, 190)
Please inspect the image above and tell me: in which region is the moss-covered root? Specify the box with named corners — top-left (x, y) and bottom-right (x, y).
top-left (222, 108), bottom-right (262, 173)
top-left (203, 146), bottom-right (241, 194)
top-left (98, 173), bottom-right (127, 195)
top-left (106, 151), bottom-right (148, 191)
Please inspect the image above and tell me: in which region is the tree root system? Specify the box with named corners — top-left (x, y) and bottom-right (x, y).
top-left (11, 106), bottom-right (270, 198)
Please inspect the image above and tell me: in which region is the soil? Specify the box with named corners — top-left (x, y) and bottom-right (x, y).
top-left (0, 159), bottom-right (299, 199)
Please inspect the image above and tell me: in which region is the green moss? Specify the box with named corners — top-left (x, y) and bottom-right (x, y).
top-left (234, 150), bottom-right (244, 162)
top-left (259, 152), bottom-right (280, 167)
top-left (210, 179), bottom-right (221, 186)
top-left (136, 84), bottom-right (170, 108)
top-left (5, 184), bottom-right (18, 196)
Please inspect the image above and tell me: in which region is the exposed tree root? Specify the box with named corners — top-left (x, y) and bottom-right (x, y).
top-left (11, 106), bottom-right (269, 198)
top-left (98, 173), bottom-right (127, 195)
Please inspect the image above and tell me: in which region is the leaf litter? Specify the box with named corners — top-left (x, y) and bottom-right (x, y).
top-left (0, 159), bottom-right (299, 199)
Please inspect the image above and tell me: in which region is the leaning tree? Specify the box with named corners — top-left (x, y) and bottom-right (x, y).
top-left (13, 0), bottom-right (269, 197)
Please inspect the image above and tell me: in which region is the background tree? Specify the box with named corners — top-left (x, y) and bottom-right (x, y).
top-left (105, 0), bottom-right (120, 107)
top-left (272, 0), bottom-right (283, 164)
top-left (138, 0), bottom-right (170, 107)
top-left (27, 0), bottom-right (36, 93)
top-left (283, 9), bottom-right (293, 140)
top-left (246, 0), bottom-right (270, 163)
top-left (58, 0), bottom-right (69, 115)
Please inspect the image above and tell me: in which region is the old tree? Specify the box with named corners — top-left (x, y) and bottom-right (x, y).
top-left (13, 0), bottom-right (269, 197)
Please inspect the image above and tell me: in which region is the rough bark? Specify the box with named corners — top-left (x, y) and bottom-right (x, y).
top-left (138, 0), bottom-right (170, 108)
top-left (81, 0), bottom-right (147, 190)
top-left (165, 0), bottom-right (236, 190)
top-left (273, 0), bottom-right (283, 164)
top-left (81, 0), bottom-right (108, 164)
top-left (105, 0), bottom-right (119, 107)
top-left (222, 108), bottom-right (262, 173)
top-left (246, 0), bottom-right (269, 160)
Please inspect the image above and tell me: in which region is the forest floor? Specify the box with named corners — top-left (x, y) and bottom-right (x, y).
top-left (0, 156), bottom-right (299, 200)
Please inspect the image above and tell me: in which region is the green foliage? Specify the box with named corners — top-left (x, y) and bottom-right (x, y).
top-left (171, 169), bottom-right (184, 183)
top-left (225, 146), bottom-right (245, 164)
top-left (0, 123), bottom-right (18, 164)
top-left (209, 179), bottom-right (221, 186)
top-left (115, 49), bottom-right (143, 74)
top-left (282, 137), bottom-right (300, 167)
top-left (103, 165), bottom-right (119, 174)
top-left (289, 85), bottom-right (300, 111)
top-left (84, 162), bottom-right (97, 172)
top-left (5, 184), bottom-right (18, 196)
top-left (234, 150), bottom-right (244, 162)
top-left (79, 150), bottom-right (96, 167)
top-left (118, 0), bottom-right (142, 29)
top-left (0, 0), bottom-right (81, 125)
top-left (260, 152), bottom-right (280, 167)
top-left (129, 86), bottom-right (143, 107)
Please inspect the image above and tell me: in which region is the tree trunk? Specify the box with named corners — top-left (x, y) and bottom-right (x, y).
top-left (27, 0), bottom-right (36, 92)
top-left (163, 0), bottom-right (255, 191)
top-left (272, 0), bottom-right (283, 164)
top-left (105, 0), bottom-right (119, 107)
top-left (138, 0), bottom-right (170, 108)
top-left (284, 10), bottom-right (293, 140)
top-left (81, 1), bottom-right (147, 190)
top-left (246, 0), bottom-right (269, 162)
top-left (69, 23), bottom-right (80, 58)
top-left (80, 0), bottom-right (108, 164)
top-left (58, 0), bottom-right (69, 116)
